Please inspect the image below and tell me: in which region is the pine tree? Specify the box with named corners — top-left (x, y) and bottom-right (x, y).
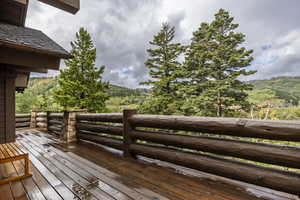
top-left (182, 9), bottom-right (255, 117)
top-left (53, 28), bottom-right (109, 112)
top-left (140, 23), bottom-right (185, 114)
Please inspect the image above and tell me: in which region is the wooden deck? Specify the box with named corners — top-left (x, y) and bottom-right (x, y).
top-left (0, 129), bottom-right (297, 200)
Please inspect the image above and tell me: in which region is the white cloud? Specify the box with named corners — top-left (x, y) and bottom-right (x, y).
top-left (26, 0), bottom-right (300, 88)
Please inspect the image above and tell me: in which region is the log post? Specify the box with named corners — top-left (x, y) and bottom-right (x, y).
top-left (123, 109), bottom-right (137, 158)
top-left (62, 110), bottom-right (85, 143)
top-left (30, 110), bottom-right (38, 128)
top-left (46, 111), bottom-right (51, 131)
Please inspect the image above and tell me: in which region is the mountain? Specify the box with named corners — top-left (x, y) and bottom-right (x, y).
top-left (16, 77), bottom-right (148, 113)
top-left (249, 76), bottom-right (300, 92)
top-left (247, 76), bottom-right (300, 107)
top-left (27, 77), bottom-right (147, 97)
top-left (16, 76), bottom-right (300, 114)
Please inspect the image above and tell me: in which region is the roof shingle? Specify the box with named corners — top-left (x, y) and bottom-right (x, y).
top-left (0, 22), bottom-right (71, 59)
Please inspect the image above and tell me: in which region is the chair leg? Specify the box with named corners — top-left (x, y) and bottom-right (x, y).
top-left (24, 154), bottom-right (30, 176)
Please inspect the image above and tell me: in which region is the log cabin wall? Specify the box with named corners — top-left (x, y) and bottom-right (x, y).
top-left (0, 68), bottom-right (17, 143)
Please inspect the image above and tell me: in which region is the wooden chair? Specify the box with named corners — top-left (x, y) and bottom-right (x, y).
top-left (0, 143), bottom-right (32, 184)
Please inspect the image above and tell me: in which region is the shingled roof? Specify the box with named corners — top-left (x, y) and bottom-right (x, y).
top-left (0, 22), bottom-right (71, 59)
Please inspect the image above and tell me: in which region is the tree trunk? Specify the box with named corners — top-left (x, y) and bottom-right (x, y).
top-left (217, 91), bottom-right (222, 117)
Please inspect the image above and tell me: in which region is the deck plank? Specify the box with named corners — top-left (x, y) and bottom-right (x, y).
top-left (68, 143), bottom-right (228, 200)
top-left (21, 136), bottom-right (131, 200)
top-left (24, 132), bottom-right (251, 200)
top-left (37, 143), bottom-right (157, 200)
top-left (24, 132), bottom-right (169, 200)
top-left (0, 164), bottom-right (14, 200)
top-left (4, 129), bottom-right (296, 200)
top-left (0, 144), bottom-right (30, 200)
top-left (18, 138), bottom-right (114, 200)
top-left (1, 144), bottom-right (29, 200)
top-left (26, 130), bottom-right (295, 200)
top-left (16, 140), bottom-right (97, 200)
top-left (0, 144), bottom-right (45, 200)
top-left (10, 142), bottom-right (78, 200)
top-left (5, 143), bottom-right (63, 200)
top-left (22, 133), bottom-right (153, 200)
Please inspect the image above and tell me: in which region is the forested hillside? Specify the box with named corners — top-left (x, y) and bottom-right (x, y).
top-left (16, 77), bottom-right (147, 113)
top-left (247, 76), bottom-right (300, 107)
top-left (16, 76), bottom-right (300, 120)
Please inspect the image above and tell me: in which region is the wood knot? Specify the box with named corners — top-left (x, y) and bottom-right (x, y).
top-left (237, 119), bottom-right (247, 127)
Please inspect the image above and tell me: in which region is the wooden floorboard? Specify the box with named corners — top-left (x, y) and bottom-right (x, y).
top-left (19, 137), bottom-right (119, 200)
top-left (1, 144), bottom-right (29, 200)
top-left (23, 132), bottom-right (171, 200)
top-left (6, 143), bottom-right (63, 200)
top-left (10, 143), bottom-right (78, 200)
top-left (0, 129), bottom-right (297, 200)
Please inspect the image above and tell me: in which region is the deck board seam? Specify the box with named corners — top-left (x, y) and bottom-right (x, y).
top-left (7, 143), bottom-right (63, 200)
top-left (17, 138), bottom-right (109, 200)
top-left (21, 133), bottom-right (132, 200)
top-left (16, 140), bottom-right (92, 200)
top-left (0, 143), bottom-right (44, 200)
top-left (24, 133), bottom-right (170, 200)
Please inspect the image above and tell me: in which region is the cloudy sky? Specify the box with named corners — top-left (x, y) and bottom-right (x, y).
top-left (26, 0), bottom-right (300, 88)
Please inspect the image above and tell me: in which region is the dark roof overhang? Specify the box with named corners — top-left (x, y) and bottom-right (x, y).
top-left (0, 0), bottom-right (28, 27)
top-left (0, 22), bottom-right (72, 59)
top-left (0, 22), bottom-right (72, 74)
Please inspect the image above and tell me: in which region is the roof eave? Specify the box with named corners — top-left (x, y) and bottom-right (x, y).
top-left (0, 40), bottom-right (72, 59)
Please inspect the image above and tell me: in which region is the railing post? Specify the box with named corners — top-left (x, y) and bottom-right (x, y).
top-left (46, 111), bottom-right (50, 131)
top-left (30, 110), bottom-right (38, 128)
top-left (123, 109), bottom-right (137, 158)
top-left (62, 110), bottom-right (85, 143)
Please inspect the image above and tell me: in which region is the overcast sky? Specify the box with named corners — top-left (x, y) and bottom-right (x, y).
top-left (27, 0), bottom-right (300, 88)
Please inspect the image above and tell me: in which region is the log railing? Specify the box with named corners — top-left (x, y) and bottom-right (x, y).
top-left (15, 114), bottom-right (31, 128)
top-left (75, 109), bottom-right (300, 196)
top-left (36, 112), bottom-right (47, 128)
top-left (15, 109), bottom-right (300, 195)
top-left (76, 113), bottom-right (124, 150)
top-left (47, 112), bottom-right (64, 135)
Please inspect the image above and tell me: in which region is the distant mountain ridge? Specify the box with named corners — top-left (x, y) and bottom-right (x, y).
top-left (27, 76), bottom-right (300, 106)
top-left (28, 77), bottom-right (147, 97)
top-left (247, 76), bottom-right (300, 106)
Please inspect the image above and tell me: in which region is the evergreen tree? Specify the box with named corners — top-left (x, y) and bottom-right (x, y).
top-left (140, 23), bottom-right (185, 114)
top-left (182, 9), bottom-right (255, 117)
top-left (53, 28), bottom-right (109, 112)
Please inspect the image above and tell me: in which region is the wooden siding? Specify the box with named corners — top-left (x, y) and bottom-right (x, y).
top-left (0, 69), bottom-right (16, 144)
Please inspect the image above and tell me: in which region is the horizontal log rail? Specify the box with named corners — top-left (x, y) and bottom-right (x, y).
top-left (15, 114), bottom-right (31, 128)
top-left (37, 122), bottom-right (47, 128)
top-left (16, 118), bottom-right (31, 123)
top-left (16, 122), bottom-right (30, 128)
top-left (76, 113), bottom-right (124, 150)
top-left (16, 114), bottom-right (31, 118)
top-left (131, 130), bottom-right (300, 169)
top-left (129, 115), bottom-right (300, 141)
top-left (76, 113), bottom-right (123, 123)
top-left (129, 143), bottom-right (300, 195)
top-left (37, 112), bottom-right (46, 117)
top-left (77, 130), bottom-right (124, 150)
top-left (76, 123), bottom-right (123, 136)
top-left (47, 112), bottom-right (64, 134)
top-left (48, 125), bottom-right (62, 133)
top-left (48, 113), bottom-right (63, 118)
top-left (36, 117), bottom-right (47, 122)
top-left (51, 109), bottom-right (300, 195)
top-left (48, 120), bottom-right (63, 126)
